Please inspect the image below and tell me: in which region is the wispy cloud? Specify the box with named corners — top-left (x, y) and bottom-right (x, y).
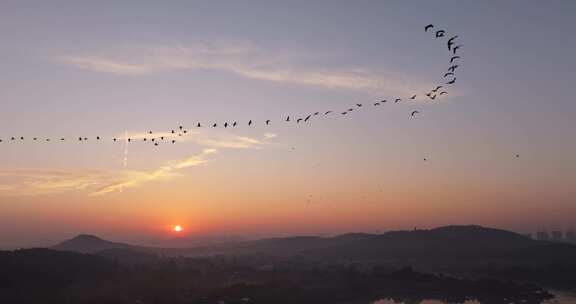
top-left (0, 131), bottom-right (277, 197)
top-left (56, 42), bottom-right (432, 96)
top-left (91, 148), bottom-right (217, 196)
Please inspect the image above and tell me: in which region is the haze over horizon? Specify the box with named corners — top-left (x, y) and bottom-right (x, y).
top-left (1, 1), bottom-right (576, 249)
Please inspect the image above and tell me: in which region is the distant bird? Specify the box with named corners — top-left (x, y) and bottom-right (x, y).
top-left (426, 92), bottom-right (432, 97)
top-left (155, 143), bottom-right (158, 146)
top-left (448, 65), bottom-right (459, 72)
top-left (444, 72), bottom-right (454, 78)
top-left (374, 102), bottom-right (380, 106)
top-left (435, 30), bottom-right (445, 38)
top-left (450, 56), bottom-right (460, 63)
top-left (452, 45), bottom-right (462, 54)
top-left (183, 130), bottom-right (187, 134)
top-left (424, 157), bottom-right (427, 162)
top-left (143, 138), bottom-right (147, 141)
top-left (233, 121), bottom-right (237, 127)
top-left (33, 138), bottom-right (37, 141)
top-left (325, 111), bottom-right (332, 115)
top-left (348, 108), bottom-right (354, 112)
top-left (20, 136), bottom-right (24, 140)
top-left (179, 126), bottom-right (183, 130)
top-left (172, 140), bottom-right (176, 144)
top-left (151, 138), bottom-right (155, 142)
top-left (432, 85), bottom-right (443, 92)
top-left (224, 122), bottom-right (228, 128)
top-left (430, 94), bottom-right (437, 100)
top-left (424, 24), bottom-right (434, 32)
top-left (128, 138), bottom-right (131, 142)
top-left (266, 120), bottom-right (270, 125)
top-left (171, 130), bottom-right (175, 134)
top-left (356, 103), bottom-right (362, 107)
top-left (409, 94), bottom-right (417, 99)
top-left (447, 35), bottom-right (458, 50)
top-left (380, 99), bottom-right (388, 103)
top-left (78, 137), bottom-right (82, 141)
top-left (411, 110), bottom-right (420, 117)
top-left (516, 154), bottom-right (520, 158)
top-left (446, 78), bottom-right (456, 85)
top-left (61, 138), bottom-right (65, 141)
top-left (394, 98), bottom-right (401, 103)
top-left (304, 115), bottom-right (311, 122)
top-left (341, 112), bottom-right (348, 115)
top-left (46, 138), bottom-right (50, 142)
top-left (11, 137), bottom-right (15, 140)
top-left (439, 91), bottom-right (448, 95)
top-left (297, 118), bottom-right (303, 123)
top-left (286, 116), bottom-right (290, 122)
top-left (248, 120), bottom-right (252, 126)
top-left (213, 123), bottom-right (217, 128)
top-left (96, 136), bottom-right (101, 140)
top-left (148, 131), bottom-right (153, 134)
top-left (160, 136), bottom-right (164, 140)
top-left (197, 122), bottom-right (201, 127)
top-left (113, 138), bottom-right (117, 142)
top-left (314, 112), bottom-right (319, 116)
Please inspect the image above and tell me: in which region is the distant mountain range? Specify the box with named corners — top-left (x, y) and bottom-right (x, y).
top-left (51, 225), bottom-right (576, 266)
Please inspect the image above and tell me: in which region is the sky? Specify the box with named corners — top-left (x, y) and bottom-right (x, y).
top-left (1, 1), bottom-right (575, 248)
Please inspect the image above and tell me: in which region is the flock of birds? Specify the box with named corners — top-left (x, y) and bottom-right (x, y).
top-left (1, 24), bottom-right (463, 148)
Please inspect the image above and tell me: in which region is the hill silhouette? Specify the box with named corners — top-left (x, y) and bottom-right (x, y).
top-left (52, 234), bottom-right (141, 253)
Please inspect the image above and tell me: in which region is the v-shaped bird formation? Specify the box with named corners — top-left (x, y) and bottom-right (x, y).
top-left (0, 24), bottom-right (463, 147)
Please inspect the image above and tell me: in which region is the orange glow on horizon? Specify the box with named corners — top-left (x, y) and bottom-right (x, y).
top-left (173, 225), bottom-right (183, 232)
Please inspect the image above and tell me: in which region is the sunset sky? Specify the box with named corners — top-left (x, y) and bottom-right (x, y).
top-left (1, 1), bottom-right (575, 248)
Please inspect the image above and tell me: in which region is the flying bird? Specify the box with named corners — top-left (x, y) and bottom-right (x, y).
top-left (374, 102), bottom-right (380, 106)
top-left (435, 30), bottom-right (445, 38)
top-left (286, 116), bottom-right (290, 122)
top-left (172, 140), bottom-right (176, 144)
top-left (325, 111), bottom-right (332, 115)
top-left (430, 94), bottom-right (437, 100)
top-left (248, 120), bottom-right (252, 126)
top-left (341, 112), bottom-right (348, 115)
top-left (394, 98), bottom-right (401, 103)
top-left (448, 65), bottom-right (459, 72)
top-left (314, 112), bottom-right (319, 116)
top-left (297, 118), bottom-right (303, 123)
top-left (424, 24), bottom-right (434, 32)
top-left (446, 78), bottom-right (456, 85)
top-left (197, 122), bottom-right (201, 127)
top-left (213, 123), bottom-right (217, 128)
top-left (432, 85), bottom-right (443, 92)
top-left (452, 45), bottom-right (462, 54)
top-left (411, 110), bottom-right (420, 117)
top-left (233, 121), bottom-right (237, 127)
top-left (179, 126), bottom-right (183, 130)
top-left (439, 91), bottom-right (447, 95)
top-left (380, 99), bottom-right (388, 103)
top-left (148, 131), bottom-right (153, 134)
top-left (356, 103), bottom-right (362, 107)
top-left (409, 95), bottom-right (417, 99)
top-left (444, 72), bottom-right (454, 78)
top-left (304, 115), bottom-right (311, 122)
top-left (266, 120), bottom-right (270, 125)
top-left (447, 35), bottom-right (458, 50)
top-left (224, 122), bottom-right (228, 128)
top-left (450, 56), bottom-right (460, 63)
top-left (96, 136), bottom-right (101, 140)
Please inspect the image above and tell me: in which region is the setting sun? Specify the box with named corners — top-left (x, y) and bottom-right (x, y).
top-left (173, 225), bottom-right (183, 232)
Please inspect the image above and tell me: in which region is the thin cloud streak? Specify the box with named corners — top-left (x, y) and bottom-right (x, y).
top-left (56, 42), bottom-right (434, 96)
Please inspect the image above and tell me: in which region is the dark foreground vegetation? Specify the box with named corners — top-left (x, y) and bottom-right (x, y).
top-left (0, 248), bottom-right (556, 304)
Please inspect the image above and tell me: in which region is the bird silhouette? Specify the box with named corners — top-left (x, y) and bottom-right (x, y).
top-left (96, 136), bottom-right (101, 140)
top-left (356, 103), bottom-right (362, 107)
top-left (447, 35), bottom-right (458, 50)
top-left (60, 138), bottom-right (65, 141)
top-left (380, 99), bottom-right (388, 103)
top-left (439, 91), bottom-right (448, 95)
top-left (148, 131), bottom-right (153, 134)
top-left (160, 136), bottom-right (164, 140)
top-left (325, 111), bottom-right (332, 115)
top-left (266, 120), bottom-right (270, 125)
top-left (432, 85), bottom-right (443, 92)
top-left (33, 138), bottom-right (37, 141)
top-left (213, 123), bottom-right (217, 128)
top-left (450, 56), bottom-right (460, 63)
top-left (304, 115), bottom-right (311, 122)
top-left (179, 126), bottom-right (183, 130)
top-left (286, 116), bottom-right (290, 122)
top-left (197, 122), bottom-right (201, 127)
top-left (348, 108), bottom-right (354, 112)
top-left (233, 121), bottom-right (237, 127)
top-left (446, 78), bottom-right (456, 84)
top-left (314, 112), bottom-right (319, 116)
top-left (448, 65), bottom-right (459, 72)
top-left (411, 110), bottom-right (420, 117)
top-left (151, 138), bottom-right (155, 142)
top-left (430, 94), bottom-right (437, 100)
top-left (394, 98), bottom-right (401, 103)
top-left (341, 112), bottom-right (348, 115)
top-left (435, 30), bottom-right (445, 38)
top-left (143, 138), bottom-right (147, 141)
top-left (113, 138), bottom-right (117, 142)
top-left (248, 120), bottom-right (252, 126)
top-left (374, 102), bottom-right (380, 106)
top-left (425, 24), bottom-right (434, 32)
top-left (516, 154), bottom-right (520, 158)
top-left (409, 95), bottom-right (417, 99)
top-left (128, 138), bottom-right (131, 142)
top-left (171, 130), bottom-right (175, 134)
top-left (297, 118), bottom-right (303, 123)
top-left (452, 45), bottom-right (462, 54)
top-left (154, 143), bottom-right (158, 146)
top-left (172, 140), bottom-right (176, 144)
top-left (444, 72), bottom-right (454, 78)
top-left (224, 122), bottom-right (228, 128)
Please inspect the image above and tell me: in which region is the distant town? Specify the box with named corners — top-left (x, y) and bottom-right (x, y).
top-left (526, 229), bottom-right (576, 243)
